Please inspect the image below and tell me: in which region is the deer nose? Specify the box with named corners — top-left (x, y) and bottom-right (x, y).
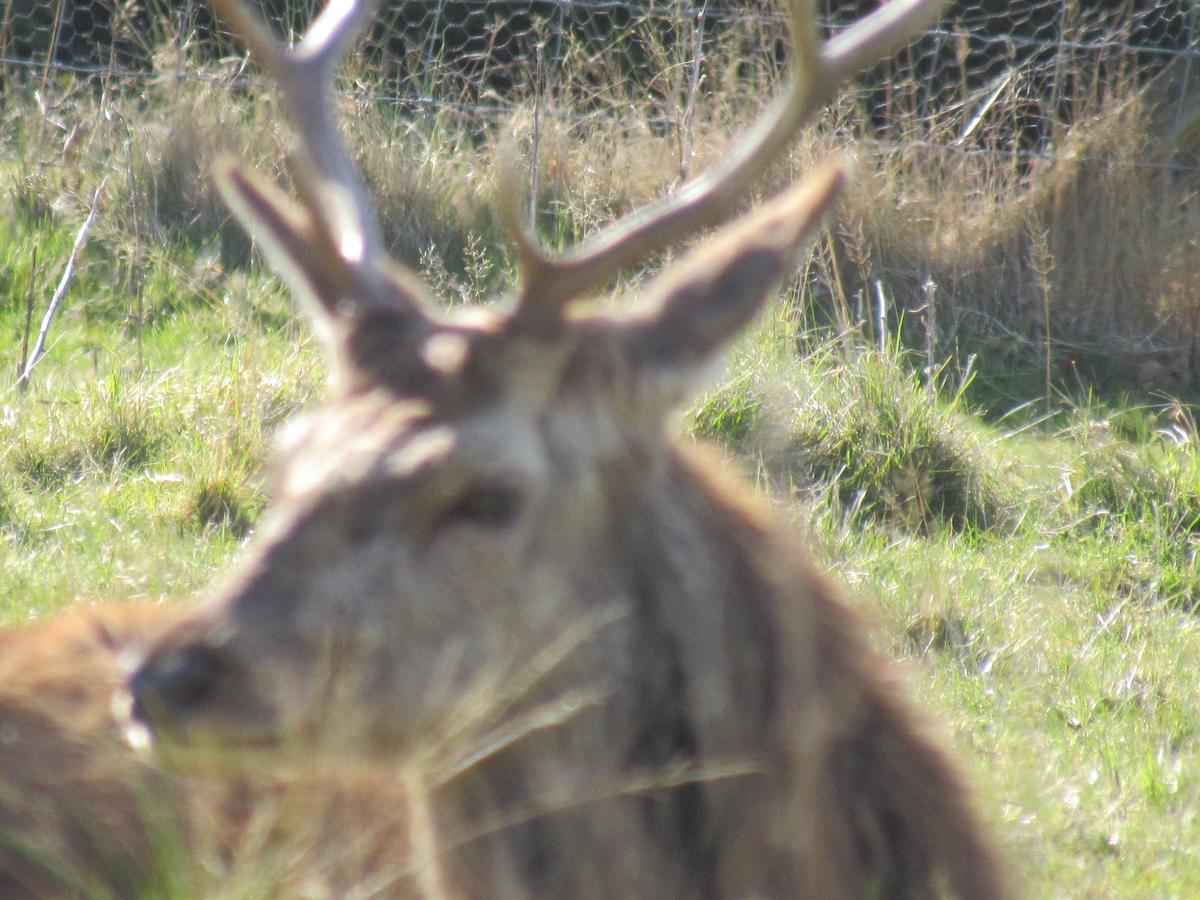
top-left (129, 644), bottom-right (223, 727)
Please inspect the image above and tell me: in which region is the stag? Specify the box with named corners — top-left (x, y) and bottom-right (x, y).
top-left (3, 0), bottom-right (1010, 895)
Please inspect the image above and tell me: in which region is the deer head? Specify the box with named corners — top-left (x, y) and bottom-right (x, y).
top-left (127, 0), bottom-right (947, 758)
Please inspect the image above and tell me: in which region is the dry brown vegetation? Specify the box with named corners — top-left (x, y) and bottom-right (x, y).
top-left (9, 11), bottom-right (1200, 396)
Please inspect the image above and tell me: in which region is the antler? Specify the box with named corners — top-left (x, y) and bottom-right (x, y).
top-left (212, 0), bottom-right (945, 328)
top-left (506, 0), bottom-right (949, 319)
top-left (209, 0), bottom-right (406, 313)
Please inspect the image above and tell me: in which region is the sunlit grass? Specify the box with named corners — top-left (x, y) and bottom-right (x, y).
top-left (1, 10), bottom-right (1199, 894)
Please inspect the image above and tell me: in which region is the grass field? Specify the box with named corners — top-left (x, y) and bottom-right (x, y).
top-left (5, 205), bottom-right (1200, 894)
top-left (3, 13), bottom-right (1200, 895)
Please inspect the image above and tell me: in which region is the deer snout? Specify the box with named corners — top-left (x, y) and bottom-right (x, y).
top-left (128, 643), bottom-right (225, 730)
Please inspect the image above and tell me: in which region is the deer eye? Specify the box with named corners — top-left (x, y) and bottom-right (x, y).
top-left (440, 484), bottom-right (522, 530)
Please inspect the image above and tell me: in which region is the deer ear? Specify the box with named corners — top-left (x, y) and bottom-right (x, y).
top-left (619, 162), bottom-right (844, 404)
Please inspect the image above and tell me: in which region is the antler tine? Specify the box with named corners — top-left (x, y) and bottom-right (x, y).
top-left (497, 144), bottom-right (557, 292)
top-left (211, 0), bottom-right (390, 287)
top-left (511, 0), bottom-right (949, 319)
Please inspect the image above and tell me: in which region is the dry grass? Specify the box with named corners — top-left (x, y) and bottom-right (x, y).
top-left (6, 14), bottom-right (1199, 399)
top-left (810, 66), bottom-right (1200, 393)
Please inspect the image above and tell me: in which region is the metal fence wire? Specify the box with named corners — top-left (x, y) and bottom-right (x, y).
top-left (2, 1), bottom-right (1197, 158)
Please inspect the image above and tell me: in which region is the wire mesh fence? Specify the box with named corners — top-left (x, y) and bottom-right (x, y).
top-left (5, 1), bottom-right (1200, 382)
top-left (2, 1), bottom-right (1197, 157)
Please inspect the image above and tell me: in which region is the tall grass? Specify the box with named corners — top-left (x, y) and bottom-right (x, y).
top-left (7, 3), bottom-right (1198, 397)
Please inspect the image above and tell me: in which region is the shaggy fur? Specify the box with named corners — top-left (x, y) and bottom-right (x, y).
top-left (0, 445), bottom-right (1008, 897)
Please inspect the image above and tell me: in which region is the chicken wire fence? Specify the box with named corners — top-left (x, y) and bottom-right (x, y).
top-left (3, 1), bottom-right (1198, 159)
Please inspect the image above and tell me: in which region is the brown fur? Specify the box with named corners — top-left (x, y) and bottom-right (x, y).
top-left (0, 606), bottom-right (179, 897)
top-left (0, 607), bottom-right (453, 897)
top-left (0, 445), bottom-right (1008, 897)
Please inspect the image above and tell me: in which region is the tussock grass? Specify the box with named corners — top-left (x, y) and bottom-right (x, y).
top-left (184, 469), bottom-right (260, 538)
top-left (693, 329), bottom-right (1016, 534)
top-left (0, 246), bottom-right (323, 618)
top-left (10, 381), bottom-right (165, 488)
top-left (782, 353), bottom-right (1012, 533)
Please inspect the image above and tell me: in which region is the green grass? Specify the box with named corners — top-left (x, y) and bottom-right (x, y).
top-left (2, 30), bottom-right (1200, 896)
top-left (682, 304), bottom-right (1200, 894)
top-left (5, 209), bottom-right (1199, 893)
top-left (0, 216), bottom-right (322, 619)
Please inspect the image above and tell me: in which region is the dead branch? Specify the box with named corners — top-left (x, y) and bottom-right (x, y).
top-left (17, 180), bottom-right (107, 392)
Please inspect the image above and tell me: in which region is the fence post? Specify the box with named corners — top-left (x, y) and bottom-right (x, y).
top-left (41, 0), bottom-right (67, 92)
top-left (1172, 1), bottom-right (1199, 142)
top-left (0, 0), bottom-right (13, 82)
